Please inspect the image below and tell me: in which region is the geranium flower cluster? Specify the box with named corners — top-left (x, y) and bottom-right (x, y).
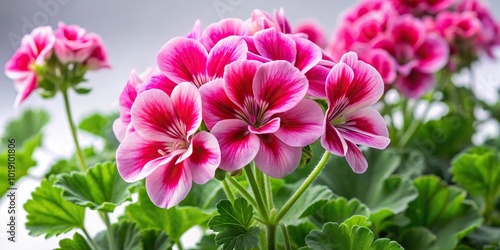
top-left (330, 0), bottom-right (500, 98)
top-left (114, 9), bottom-right (390, 208)
top-left (4, 22), bottom-right (109, 106)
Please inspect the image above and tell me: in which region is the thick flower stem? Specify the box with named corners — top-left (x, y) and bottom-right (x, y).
top-left (81, 226), bottom-right (98, 250)
top-left (264, 174), bottom-right (274, 210)
top-left (62, 88), bottom-right (87, 172)
top-left (100, 212), bottom-right (115, 250)
top-left (275, 151), bottom-right (331, 223)
top-left (255, 169), bottom-right (269, 210)
top-left (244, 164), bottom-right (270, 222)
top-left (221, 178), bottom-right (235, 203)
top-left (266, 224), bottom-right (276, 250)
top-left (280, 223), bottom-right (292, 250)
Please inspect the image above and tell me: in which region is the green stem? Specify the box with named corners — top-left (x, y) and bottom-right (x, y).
top-left (280, 223), bottom-right (292, 250)
top-left (255, 168), bottom-right (268, 210)
top-left (81, 226), bottom-right (98, 250)
top-left (221, 178), bottom-right (235, 203)
top-left (62, 88), bottom-right (87, 172)
top-left (244, 164), bottom-right (269, 222)
top-left (264, 174), bottom-right (274, 211)
top-left (176, 241), bottom-right (184, 250)
top-left (484, 193), bottom-right (495, 225)
top-left (275, 151), bottom-right (331, 223)
top-left (397, 98), bottom-right (433, 148)
top-left (226, 177), bottom-right (258, 208)
top-left (100, 212), bottom-right (115, 250)
top-left (266, 224), bottom-right (276, 250)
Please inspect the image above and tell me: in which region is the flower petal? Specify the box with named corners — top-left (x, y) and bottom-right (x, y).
top-left (186, 19), bottom-right (202, 40)
top-left (199, 79), bottom-right (240, 130)
top-left (138, 72), bottom-right (177, 96)
top-left (156, 37), bottom-right (208, 86)
top-left (337, 107), bottom-right (390, 149)
top-left (170, 82), bottom-right (202, 137)
top-left (321, 122), bottom-right (348, 157)
top-left (254, 134), bottom-right (302, 178)
top-left (325, 62), bottom-right (354, 118)
top-left (345, 141), bottom-right (368, 174)
top-left (304, 64), bottom-right (329, 98)
top-left (395, 70), bottom-right (435, 99)
top-left (415, 34), bottom-right (449, 73)
top-left (274, 99), bottom-right (324, 147)
top-left (291, 36), bottom-right (322, 73)
top-left (211, 119), bottom-right (260, 171)
top-left (248, 117), bottom-right (281, 134)
top-left (253, 61), bottom-right (308, 115)
top-left (13, 74), bottom-right (37, 107)
top-left (207, 36), bottom-right (248, 79)
top-left (145, 159), bottom-right (192, 208)
top-left (185, 131), bottom-right (221, 184)
top-left (200, 18), bottom-right (248, 51)
top-left (253, 28), bottom-right (297, 64)
top-left (223, 60), bottom-right (262, 110)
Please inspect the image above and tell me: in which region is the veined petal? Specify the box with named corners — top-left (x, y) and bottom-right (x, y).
top-left (224, 60), bottom-right (262, 110)
top-left (325, 62), bottom-right (354, 118)
top-left (345, 141), bottom-right (368, 174)
top-left (145, 160), bottom-right (192, 208)
top-left (321, 121), bottom-right (348, 157)
top-left (170, 82), bottom-right (202, 137)
top-left (207, 36), bottom-right (248, 79)
top-left (253, 61), bottom-right (308, 115)
top-left (211, 119), bottom-right (260, 171)
top-left (304, 64), bottom-right (329, 98)
top-left (200, 18), bottom-right (249, 51)
top-left (253, 28), bottom-right (297, 64)
top-left (254, 134), bottom-right (302, 178)
top-left (156, 37), bottom-right (208, 86)
top-left (185, 131), bottom-right (221, 184)
top-left (131, 89), bottom-right (179, 142)
top-left (292, 36), bottom-right (322, 73)
top-left (275, 99), bottom-right (324, 147)
top-left (139, 72), bottom-right (177, 96)
top-left (248, 117), bottom-right (281, 134)
top-left (415, 34), bottom-right (449, 73)
top-left (5, 47), bottom-right (32, 80)
top-left (199, 79), bottom-right (240, 130)
top-left (337, 107), bottom-right (390, 149)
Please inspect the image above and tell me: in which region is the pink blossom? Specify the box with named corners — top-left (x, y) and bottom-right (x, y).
top-left (294, 20), bottom-right (328, 48)
top-left (199, 60), bottom-right (323, 178)
top-left (248, 8), bottom-right (291, 35)
top-left (5, 26), bottom-right (55, 106)
top-left (84, 34), bottom-right (110, 70)
top-left (199, 18), bottom-right (249, 51)
top-left (391, 0), bottom-right (454, 14)
top-left (116, 82), bottom-right (221, 208)
top-left (156, 36), bottom-right (248, 88)
top-left (321, 52), bottom-right (390, 173)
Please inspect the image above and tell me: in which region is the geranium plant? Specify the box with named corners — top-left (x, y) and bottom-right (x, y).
top-left (3, 1), bottom-right (500, 250)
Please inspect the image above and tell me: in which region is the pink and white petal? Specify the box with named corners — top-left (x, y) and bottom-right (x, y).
top-left (185, 131), bottom-right (221, 184)
top-left (274, 99), bottom-right (324, 147)
top-left (394, 71), bottom-right (435, 99)
top-left (199, 79), bottom-right (240, 130)
top-left (366, 49), bottom-right (397, 84)
top-left (200, 18), bottom-right (249, 51)
top-left (138, 72), bottom-right (177, 96)
top-left (304, 64), bottom-right (329, 98)
top-left (253, 28), bottom-right (297, 63)
top-left (274, 8), bottom-right (292, 33)
top-left (170, 82), bottom-right (203, 137)
top-left (145, 160), bottom-right (192, 209)
top-left (325, 62), bottom-right (354, 118)
top-left (223, 60), bottom-right (261, 110)
top-left (345, 141), bottom-right (368, 174)
top-left (130, 89), bottom-right (178, 142)
top-left (13, 74), bottom-right (37, 107)
top-left (156, 37), bottom-right (208, 85)
top-left (338, 52), bottom-right (385, 113)
top-left (248, 117), bottom-right (281, 134)
top-left (253, 61), bottom-right (308, 115)
top-left (186, 19), bottom-right (202, 40)
top-left (112, 118), bottom-right (128, 142)
top-left (116, 132), bottom-right (170, 182)
top-left (211, 119), bottom-right (260, 172)
top-left (5, 48), bottom-right (32, 80)
top-left (207, 36), bottom-right (248, 79)
top-left (336, 107), bottom-right (390, 150)
top-left (292, 36), bottom-right (322, 73)
top-left (321, 121), bottom-right (348, 157)
top-left (254, 134), bottom-right (302, 178)
top-left (415, 34), bottom-right (449, 73)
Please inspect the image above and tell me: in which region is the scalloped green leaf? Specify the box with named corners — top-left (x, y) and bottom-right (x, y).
top-left (95, 221), bottom-right (142, 250)
top-left (24, 177), bottom-right (85, 238)
top-left (140, 228), bottom-right (173, 250)
top-left (125, 187), bottom-right (212, 243)
top-left (1, 109), bottom-right (50, 149)
top-left (404, 176), bottom-right (483, 250)
top-left (55, 161), bottom-right (134, 212)
top-left (288, 221), bottom-right (317, 249)
top-left (314, 197), bottom-right (370, 225)
top-left (56, 232), bottom-right (91, 250)
top-left (77, 112), bottom-right (119, 150)
top-left (208, 198), bottom-right (260, 250)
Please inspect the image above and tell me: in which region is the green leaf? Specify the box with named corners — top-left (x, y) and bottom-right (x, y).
top-left (1, 109), bottom-right (50, 149)
top-left (451, 146), bottom-right (500, 200)
top-left (24, 177), bottom-right (85, 238)
top-left (56, 232), bottom-right (91, 250)
top-left (141, 229), bottom-right (173, 250)
top-left (95, 221), bottom-right (142, 250)
top-left (55, 161), bottom-right (134, 212)
top-left (78, 112), bottom-right (119, 150)
top-left (126, 187), bottom-right (212, 242)
top-left (398, 227), bottom-right (436, 250)
top-left (45, 159), bottom-right (79, 178)
top-left (317, 149), bottom-right (417, 215)
top-left (305, 218), bottom-right (403, 250)
top-left (179, 179), bottom-right (224, 210)
top-left (404, 175), bottom-right (483, 250)
top-left (208, 198), bottom-right (260, 250)
top-left (191, 234), bottom-right (220, 250)
top-left (464, 226), bottom-right (500, 249)
top-left (288, 221), bottom-right (317, 249)
top-left (314, 197), bottom-right (369, 225)
top-left (274, 183), bottom-right (333, 224)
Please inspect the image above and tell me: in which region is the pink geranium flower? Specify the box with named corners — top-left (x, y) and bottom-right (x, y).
top-left (321, 52), bottom-right (390, 173)
top-left (156, 36), bottom-right (247, 88)
top-left (5, 26), bottom-right (55, 106)
top-left (200, 60), bottom-right (323, 178)
top-left (116, 82), bottom-right (220, 208)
